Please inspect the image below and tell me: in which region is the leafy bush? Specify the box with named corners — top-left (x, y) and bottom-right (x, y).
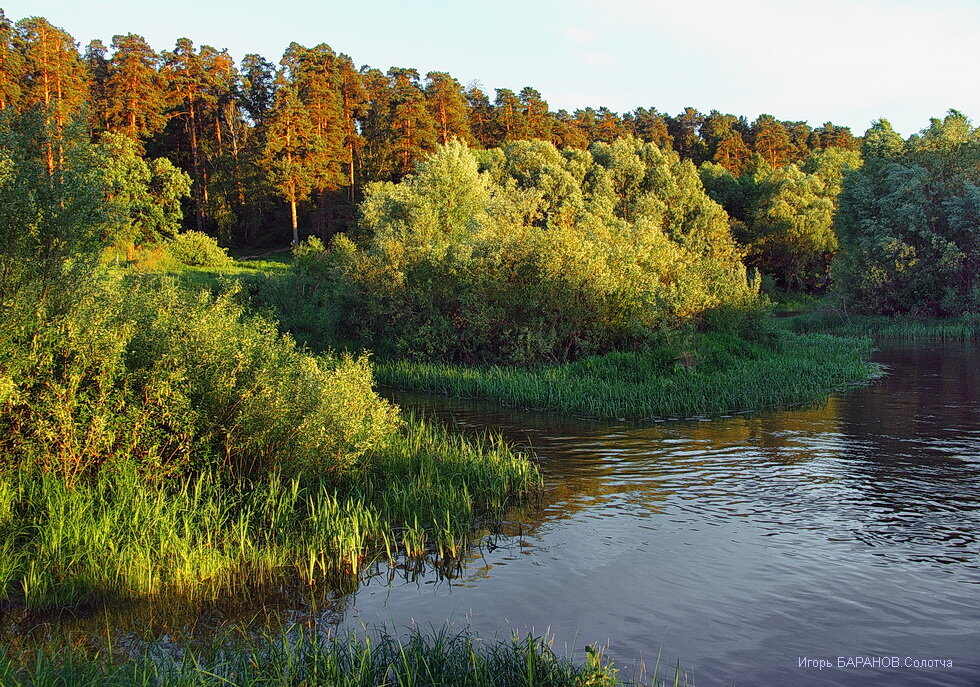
top-left (165, 230), bottom-right (232, 267)
top-left (305, 139), bottom-right (759, 364)
top-left (0, 277), bottom-right (399, 482)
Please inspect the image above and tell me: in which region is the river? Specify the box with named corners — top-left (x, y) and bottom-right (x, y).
top-left (6, 342), bottom-right (979, 686)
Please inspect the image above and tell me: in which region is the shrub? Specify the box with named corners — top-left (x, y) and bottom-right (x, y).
top-left (0, 277), bottom-right (399, 482)
top-left (311, 140), bottom-right (759, 364)
top-left (165, 231), bottom-right (232, 267)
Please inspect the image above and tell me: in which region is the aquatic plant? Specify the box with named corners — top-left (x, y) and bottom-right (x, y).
top-left (377, 331), bottom-right (880, 421)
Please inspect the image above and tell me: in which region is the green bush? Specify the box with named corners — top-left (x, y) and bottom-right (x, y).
top-left (0, 276), bottom-right (399, 482)
top-left (165, 231), bottom-right (232, 267)
top-left (302, 139), bottom-right (759, 364)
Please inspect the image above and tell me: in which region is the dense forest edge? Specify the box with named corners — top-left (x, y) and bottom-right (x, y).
top-left (1, 8), bottom-right (978, 684)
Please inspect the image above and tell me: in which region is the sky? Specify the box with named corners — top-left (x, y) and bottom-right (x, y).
top-left (4, 0), bottom-right (979, 136)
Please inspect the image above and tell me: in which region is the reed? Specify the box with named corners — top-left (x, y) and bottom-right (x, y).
top-left (377, 331), bottom-right (881, 421)
top-left (0, 416), bottom-right (541, 611)
top-left (0, 624), bottom-right (686, 687)
top-left (786, 311), bottom-right (980, 340)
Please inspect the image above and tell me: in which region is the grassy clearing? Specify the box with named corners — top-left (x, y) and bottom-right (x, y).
top-left (377, 331), bottom-right (881, 421)
top-left (0, 624), bottom-right (690, 687)
top-left (0, 416), bottom-right (541, 612)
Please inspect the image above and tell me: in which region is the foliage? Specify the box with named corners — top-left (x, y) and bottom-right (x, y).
top-left (99, 132), bottom-right (191, 245)
top-left (2, 9), bottom-right (864, 246)
top-left (0, 109), bottom-right (107, 324)
top-left (1, 276), bottom-right (400, 483)
top-left (833, 112), bottom-right (980, 315)
top-left (701, 147), bottom-right (862, 291)
top-left (165, 230), bottom-right (232, 266)
top-left (310, 140), bottom-right (757, 364)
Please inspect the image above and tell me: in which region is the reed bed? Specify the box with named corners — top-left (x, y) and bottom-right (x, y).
top-left (377, 331), bottom-right (881, 421)
top-left (785, 311), bottom-right (980, 340)
top-left (0, 416), bottom-right (541, 611)
top-left (0, 624), bottom-right (692, 687)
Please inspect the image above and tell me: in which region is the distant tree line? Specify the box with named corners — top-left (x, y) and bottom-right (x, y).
top-left (0, 11), bottom-right (860, 247)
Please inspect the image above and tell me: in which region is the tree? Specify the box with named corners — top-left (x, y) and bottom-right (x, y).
top-left (83, 39), bottom-right (109, 133)
top-left (627, 107), bottom-right (673, 150)
top-left (811, 122), bottom-right (858, 151)
top-left (388, 67), bottom-right (436, 177)
top-left (552, 109), bottom-right (587, 149)
top-left (98, 132), bottom-right (191, 246)
top-left (493, 87), bottom-right (523, 141)
top-left (16, 16), bottom-right (90, 175)
top-left (594, 107), bottom-right (623, 143)
top-left (262, 82), bottom-right (321, 245)
top-left (337, 53), bottom-right (366, 197)
top-left (668, 107), bottom-right (707, 162)
top-left (239, 53), bottom-right (276, 126)
top-left (712, 131), bottom-right (752, 175)
top-left (162, 38), bottom-right (209, 231)
top-left (519, 86), bottom-right (551, 141)
top-left (105, 34), bottom-right (166, 143)
top-left (751, 114), bottom-right (793, 168)
top-left (465, 84), bottom-right (495, 147)
top-left (0, 11), bottom-right (24, 112)
top-left (833, 113), bottom-right (980, 314)
top-left (425, 71), bottom-right (472, 146)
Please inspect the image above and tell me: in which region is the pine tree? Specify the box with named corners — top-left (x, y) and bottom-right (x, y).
top-left (105, 34), bottom-right (166, 143)
top-left (593, 107), bottom-right (623, 143)
top-left (425, 71), bottom-right (472, 145)
top-left (519, 86), bottom-right (551, 141)
top-left (628, 107), bottom-right (673, 150)
top-left (337, 53), bottom-right (366, 197)
top-left (0, 11), bottom-right (24, 111)
top-left (83, 39), bottom-right (108, 134)
top-left (239, 53), bottom-right (276, 126)
top-left (465, 84), bottom-right (496, 147)
top-left (553, 109), bottom-right (589, 149)
top-left (388, 67), bottom-right (436, 177)
top-left (668, 107), bottom-right (707, 161)
top-left (262, 81), bottom-right (321, 245)
top-left (493, 88), bottom-right (523, 141)
top-left (16, 16), bottom-right (90, 175)
top-left (712, 131), bottom-right (752, 175)
top-left (751, 114), bottom-right (793, 168)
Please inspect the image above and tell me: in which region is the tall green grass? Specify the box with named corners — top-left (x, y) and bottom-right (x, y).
top-left (377, 331), bottom-right (881, 421)
top-left (0, 416), bottom-right (541, 611)
top-left (0, 624), bottom-right (689, 687)
top-left (785, 310), bottom-right (980, 340)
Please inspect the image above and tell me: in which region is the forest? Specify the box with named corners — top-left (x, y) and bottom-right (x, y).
top-left (1, 9), bottom-right (978, 686)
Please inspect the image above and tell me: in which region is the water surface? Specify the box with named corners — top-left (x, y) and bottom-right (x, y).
top-left (7, 342), bottom-right (979, 686)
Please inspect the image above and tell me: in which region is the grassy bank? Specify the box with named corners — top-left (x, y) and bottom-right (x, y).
top-left (0, 625), bottom-right (686, 687)
top-left (377, 331), bottom-right (881, 421)
top-left (784, 310), bottom-right (980, 340)
top-left (0, 416), bottom-right (540, 612)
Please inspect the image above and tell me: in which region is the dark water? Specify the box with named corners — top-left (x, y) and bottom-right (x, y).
top-left (348, 341), bottom-right (979, 686)
top-left (7, 342), bottom-right (980, 686)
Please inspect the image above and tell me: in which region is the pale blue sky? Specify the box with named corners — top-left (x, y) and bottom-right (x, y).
top-left (4, 0), bottom-right (978, 136)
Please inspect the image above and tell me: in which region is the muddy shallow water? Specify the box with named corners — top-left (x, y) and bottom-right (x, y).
top-left (7, 342), bottom-right (979, 686)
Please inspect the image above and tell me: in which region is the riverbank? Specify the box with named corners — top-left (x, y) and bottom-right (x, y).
top-left (784, 309), bottom-right (980, 340)
top-left (0, 625), bottom-right (671, 687)
top-left (377, 330), bottom-right (881, 421)
top-left (0, 416), bottom-right (540, 612)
